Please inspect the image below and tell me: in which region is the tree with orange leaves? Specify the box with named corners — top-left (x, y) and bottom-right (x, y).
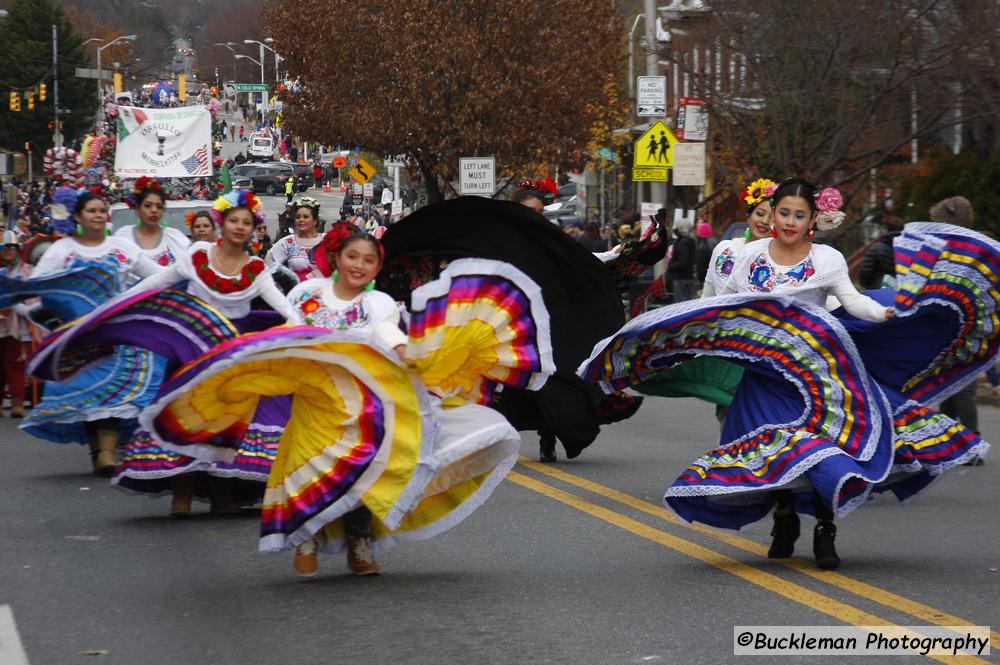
top-left (267, 0), bottom-right (625, 203)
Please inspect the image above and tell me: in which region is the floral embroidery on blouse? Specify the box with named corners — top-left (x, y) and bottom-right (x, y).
top-left (63, 248), bottom-right (132, 269)
top-left (153, 247), bottom-right (176, 267)
top-left (191, 249), bottom-right (264, 294)
top-left (714, 246), bottom-right (736, 278)
top-left (292, 288), bottom-right (368, 329)
top-left (747, 251), bottom-right (816, 292)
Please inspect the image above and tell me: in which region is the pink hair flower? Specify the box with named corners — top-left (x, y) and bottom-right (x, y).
top-left (815, 187), bottom-right (843, 212)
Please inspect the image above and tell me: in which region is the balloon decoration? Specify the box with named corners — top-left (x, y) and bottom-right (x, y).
top-left (43, 147), bottom-right (84, 188)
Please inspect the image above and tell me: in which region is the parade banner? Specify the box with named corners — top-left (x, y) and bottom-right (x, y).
top-left (114, 105), bottom-right (212, 178)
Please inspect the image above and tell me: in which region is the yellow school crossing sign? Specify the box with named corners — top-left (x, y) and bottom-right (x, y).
top-left (633, 120), bottom-right (678, 181)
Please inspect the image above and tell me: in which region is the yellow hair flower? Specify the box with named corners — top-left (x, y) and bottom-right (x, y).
top-left (741, 178), bottom-right (777, 207)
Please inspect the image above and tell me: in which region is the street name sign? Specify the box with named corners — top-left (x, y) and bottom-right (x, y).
top-left (459, 157), bottom-right (495, 196)
top-left (234, 83), bottom-right (268, 92)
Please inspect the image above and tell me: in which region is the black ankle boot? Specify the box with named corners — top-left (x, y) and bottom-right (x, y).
top-left (539, 433), bottom-right (557, 463)
top-left (767, 511), bottom-right (800, 558)
top-left (813, 520), bottom-right (840, 570)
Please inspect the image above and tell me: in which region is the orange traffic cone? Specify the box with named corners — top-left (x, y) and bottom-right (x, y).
top-left (339, 183), bottom-right (347, 192)
top-left (324, 182), bottom-right (331, 193)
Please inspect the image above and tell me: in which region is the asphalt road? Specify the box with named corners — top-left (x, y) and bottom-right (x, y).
top-left (1, 390), bottom-right (997, 665)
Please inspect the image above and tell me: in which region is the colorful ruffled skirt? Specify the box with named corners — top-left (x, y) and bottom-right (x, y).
top-left (30, 287), bottom-right (287, 497)
top-left (1, 256), bottom-right (166, 445)
top-left (137, 259), bottom-right (554, 553)
top-left (579, 223), bottom-right (995, 530)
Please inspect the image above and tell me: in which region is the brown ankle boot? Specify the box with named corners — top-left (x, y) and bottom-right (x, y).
top-left (9, 399), bottom-right (24, 418)
top-left (170, 474), bottom-right (196, 517)
top-left (346, 537), bottom-right (381, 576)
top-left (293, 537), bottom-right (319, 578)
top-left (91, 430), bottom-right (118, 477)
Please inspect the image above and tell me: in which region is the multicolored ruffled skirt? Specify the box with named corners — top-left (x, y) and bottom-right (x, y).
top-left (579, 223), bottom-right (995, 530)
top-left (30, 287), bottom-right (287, 491)
top-left (132, 259), bottom-right (553, 553)
top-left (1, 256), bottom-right (166, 445)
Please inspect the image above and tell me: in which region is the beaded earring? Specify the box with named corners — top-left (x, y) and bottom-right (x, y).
top-left (75, 224), bottom-right (84, 236)
top-left (104, 227), bottom-right (110, 237)
top-left (364, 280), bottom-right (375, 292)
top-left (134, 220), bottom-right (141, 228)
top-left (332, 270), bottom-right (339, 282)
top-left (808, 228), bottom-right (815, 239)
top-left (743, 227), bottom-right (752, 241)
top-left (770, 228), bottom-right (778, 238)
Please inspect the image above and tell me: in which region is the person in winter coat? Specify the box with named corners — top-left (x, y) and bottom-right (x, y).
top-left (858, 216), bottom-right (905, 290)
top-left (577, 221), bottom-right (607, 253)
top-left (666, 217), bottom-right (696, 302)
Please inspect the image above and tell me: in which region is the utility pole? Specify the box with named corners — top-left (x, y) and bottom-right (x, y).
top-left (644, 0), bottom-right (665, 210)
top-left (53, 24), bottom-right (62, 149)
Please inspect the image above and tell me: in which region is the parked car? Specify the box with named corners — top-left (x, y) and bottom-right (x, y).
top-left (230, 163), bottom-right (295, 196)
top-left (109, 200), bottom-right (213, 235)
top-left (258, 161), bottom-right (311, 192)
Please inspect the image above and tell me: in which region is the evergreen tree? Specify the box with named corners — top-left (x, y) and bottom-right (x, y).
top-left (0, 0), bottom-right (97, 164)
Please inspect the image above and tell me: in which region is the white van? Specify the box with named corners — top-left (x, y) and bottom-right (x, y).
top-left (248, 134), bottom-right (274, 161)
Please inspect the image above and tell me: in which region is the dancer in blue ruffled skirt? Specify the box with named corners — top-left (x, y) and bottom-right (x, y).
top-left (580, 178), bottom-right (993, 569)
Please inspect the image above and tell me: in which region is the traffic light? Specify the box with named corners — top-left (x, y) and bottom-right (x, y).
top-left (9, 91), bottom-right (20, 112)
top-left (27, 92), bottom-right (35, 110)
top-left (38, 83), bottom-right (46, 102)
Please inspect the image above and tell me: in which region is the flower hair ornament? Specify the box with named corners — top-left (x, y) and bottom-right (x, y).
top-left (310, 222), bottom-right (384, 280)
top-left (49, 186), bottom-right (81, 235)
top-left (813, 186), bottom-right (846, 231)
top-left (123, 176), bottom-right (170, 209)
top-left (741, 178), bottom-right (777, 209)
top-left (210, 189), bottom-right (265, 227)
top-left (185, 210), bottom-right (215, 228)
top-left (292, 196), bottom-right (320, 212)
top-left (517, 177), bottom-right (559, 203)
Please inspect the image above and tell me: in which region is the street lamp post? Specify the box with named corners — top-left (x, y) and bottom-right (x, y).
top-left (214, 42), bottom-right (239, 81)
top-left (235, 53), bottom-right (264, 122)
top-left (96, 34), bottom-right (137, 104)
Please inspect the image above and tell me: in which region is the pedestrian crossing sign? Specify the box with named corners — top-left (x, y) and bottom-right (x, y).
top-left (349, 158), bottom-right (376, 185)
top-left (634, 120), bottom-right (679, 168)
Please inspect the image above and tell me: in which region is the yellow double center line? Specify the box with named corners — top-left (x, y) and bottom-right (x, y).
top-left (510, 457), bottom-right (997, 663)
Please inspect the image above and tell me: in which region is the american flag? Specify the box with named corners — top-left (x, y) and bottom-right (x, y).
top-left (181, 146), bottom-right (210, 175)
